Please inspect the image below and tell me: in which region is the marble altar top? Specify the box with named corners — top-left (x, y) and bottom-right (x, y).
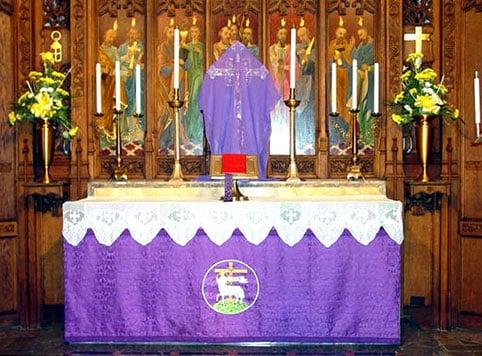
top-left (87, 179), bottom-right (387, 199)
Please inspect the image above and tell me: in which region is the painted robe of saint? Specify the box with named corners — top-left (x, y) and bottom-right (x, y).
top-left (295, 26), bottom-right (316, 154)
top-left (182, 25), bottom-right (204, 149)
top-left (119, 26), bottom-right (145, 143)
top-left (328, 26), bottom-right (354, 148)
top-left (268, 27), bottom-right (291, 154)
top-left (350, 26), bottom-right (375, 148)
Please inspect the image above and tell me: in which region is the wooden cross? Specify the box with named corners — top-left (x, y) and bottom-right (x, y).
top-left (214, 261), bottom-right (247, 277)
top-left (404, 26), bottom-right (430, 54)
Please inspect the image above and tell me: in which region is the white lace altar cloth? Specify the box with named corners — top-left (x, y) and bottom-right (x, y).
top-left (63, 196), bottom-right (403, 247)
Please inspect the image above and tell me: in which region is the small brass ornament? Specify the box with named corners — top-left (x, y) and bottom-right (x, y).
top-left (50, 31), bottom-right (62, 63)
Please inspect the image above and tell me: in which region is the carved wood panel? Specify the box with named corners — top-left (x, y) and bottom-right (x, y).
top-left (98, 0), bottom-right (145, 17)
top-left (43, 0), bottom-right (70, 29)
top-left (0, 0), bottom-right (13, 15)
top-left (157, 0), bottom-right (204, 16)
top-left (403, 0), bottom-right (433, 25)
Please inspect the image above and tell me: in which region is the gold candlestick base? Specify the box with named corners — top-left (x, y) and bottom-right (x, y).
top-left (284, 88), bottom-right (301, 182)
top-left (347, 109), bottom-right (363, 181)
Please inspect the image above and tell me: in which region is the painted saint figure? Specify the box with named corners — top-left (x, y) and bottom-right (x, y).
top-left (350, 25), bottom-right (375, 148)
top-left (295, 25), bottom-right (316, 154)
top-left (119, 24), bottom-right (145, 143)
top-left (182, 24), bottom-right (204, 149)
top-left (268, 26), bottom-right (291, 154)
top-left (213, 26), bottom-right (231, 60)
top-left (241, 25), bottom-right (259, 59)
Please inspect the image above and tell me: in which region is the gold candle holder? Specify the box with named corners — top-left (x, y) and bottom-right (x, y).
top-left (168, 88), bottom-right (185, 183)
top-left (347, 109), bottom-right (363, 180)
top-left (474, 123), bottom-right (482, 144)
top-left (284, 88), bottom-right (301, 182)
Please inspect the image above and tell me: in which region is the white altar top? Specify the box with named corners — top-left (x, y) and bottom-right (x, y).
top-left (63, 180), bottom-right (404, 248)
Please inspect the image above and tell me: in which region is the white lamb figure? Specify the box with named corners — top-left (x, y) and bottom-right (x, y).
top-left (215, 274), bottom-right (245, 303)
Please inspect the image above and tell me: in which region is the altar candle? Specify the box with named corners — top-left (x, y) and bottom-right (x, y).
top-left (95, 63), bottom-right (102, 114)
top-left (115, 60), bottom-right (121, 111)
top-left (331, 62), bottom-right (337, 113)
top-left (475, 71), bottom-right (481, 137)
top-left (374, 63), bottom-right (380, 114)
top-left (352, 59), bottom-right (358, 110)
top-left (135, 64), bottom-right (141, 115)
top-left (290, 27), bottom-right (296, 90)
top-left (173, 28), bottom-right (180, 89)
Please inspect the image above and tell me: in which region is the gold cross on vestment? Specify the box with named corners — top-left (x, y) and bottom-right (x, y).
top-left (404, 26), bottom-right (430, 54)
top-left (214, 261), bottom-right (248, 276)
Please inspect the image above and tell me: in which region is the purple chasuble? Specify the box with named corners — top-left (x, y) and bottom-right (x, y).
top-left (199, 42), bottom-right (280, 178)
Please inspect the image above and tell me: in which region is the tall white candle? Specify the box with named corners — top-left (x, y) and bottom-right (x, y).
top-left (95, 63), bottom-right (102, 114)
top-left (135, 64), bottom-right (141, 115)
top-left (173, 28), bottom-right (180, 90)
top-left (374, 63), bottom-right (380, 114)
top-left (331, 62), bottom-right (337, 113)
top-left (475, 71), bottom-right (481, 137)
top-left (290, 27), bottom-right (296, 89)
top-left (115, 60), bottom-right (121, 111)
top-left (352, 59), bottom-right (358, 110)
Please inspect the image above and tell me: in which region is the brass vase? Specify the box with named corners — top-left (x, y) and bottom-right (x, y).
top-left (37, 119), bottom-right (55, 184)
top-left (415, 114), bottom-right (436, 183)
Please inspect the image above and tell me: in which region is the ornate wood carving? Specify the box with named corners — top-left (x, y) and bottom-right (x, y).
top-left (157, 157), bottom-right (205, 176)
top-left (25, 192), bottom-right (69, 216)
top-left (327, 0), bottom-right (375, 15)
top-left (388, 0), bottom-right (402, 99)
top-left (442, 0), bottom-right (456, 97)
top-left (405, 191), bottom-right (443, 216)
top-left (462, 0), bottom-right (482, 12)
top-left (100, 157), bottom-right (145, 176)
top-left (71, 0), bottom-right (85, 98)
top-left (465, 161), bottom-right (482, 170)
top-left (403, 0), bottom-right (433, 25)
top-left (0, 0), bottom-right (13, 15)
top-left (329, 156), bottom-right (374, 176)
top-left (212, 0), bottom-right (260, 15)
top-left (157, 0), bottom-right (204, 16)
top-left (268, 0), bottom-right (317, 15)
top-left (98, 0), bottom-right (145, 17)
top-left (43, 0), bottom-right (70, 29)
top-left (460, 219), bottom-right (482, 237)
top-left (0, 221), bottom-right (17, 237)
top-left (269, 157), bottom-right (317, 176)
top-left (18, 0), bottom-right (33, 86)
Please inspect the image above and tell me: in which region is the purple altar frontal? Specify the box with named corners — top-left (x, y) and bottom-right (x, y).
top-left (64, 228), bottom-right (401, 344)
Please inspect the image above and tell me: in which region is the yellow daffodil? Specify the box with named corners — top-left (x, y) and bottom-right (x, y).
top-left (40, 52), bottom-right (55, 64)
top-left (69, 127), bottom-right (79, 137)
top-left (415, 68), bottom-right (437, 82)
top-left (414, 94), bottom-right (440, 114)
top-left (30, 92), bottom-right (53, 118)
top-left (28, 71), bottom-right (43, 79)
top-left (39, 77), bottom-right (56, 86)
top-left (392, 114), bottom-right (403, 125)
top-left (8, 112), bottom-right (17, 125)
top-left (400, 70), bottom-right (412, 81)
top-left (407, 52), bottom-right (424, 63)
top-left (51, 71), bottom-right (65, 79)
top-left (452, 109), bottom-right (460, 119)
top-left (394, 92), bottom-right (404, 104)
top-left (56, 88), bottom-right (69, 97)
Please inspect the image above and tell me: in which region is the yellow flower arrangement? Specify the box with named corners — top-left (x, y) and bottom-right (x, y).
top-left (8, 52), bottom-right (78, 139)
top-left (390, 52), bottom-right (460, 126)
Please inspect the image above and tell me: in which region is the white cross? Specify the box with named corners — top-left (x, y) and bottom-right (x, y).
top-left (404, 26), bottom-right (430, 55)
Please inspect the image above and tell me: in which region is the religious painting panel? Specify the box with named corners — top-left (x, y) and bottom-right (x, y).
top-left (327, 5), bottom-right (376, 157)
top-left (96, 3), bottom-right (146, 158)
top-left (268, 2), bottom-right (317, 155)
top-left (157, 7), bottom-right (205, 156)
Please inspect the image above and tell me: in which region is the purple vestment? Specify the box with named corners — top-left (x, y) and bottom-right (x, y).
top-left (199, 42), bottom-right (280, 178)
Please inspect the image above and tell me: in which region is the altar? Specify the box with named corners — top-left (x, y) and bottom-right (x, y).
top-left (63, 180), bottom-right (403, 344)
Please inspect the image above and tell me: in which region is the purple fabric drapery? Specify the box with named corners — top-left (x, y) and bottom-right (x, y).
top-left (198, 42), bottom-right (280, 178)
top-left (64, 229), bottom-right (400, 344)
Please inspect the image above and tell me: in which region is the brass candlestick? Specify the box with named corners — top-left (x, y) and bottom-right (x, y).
top-left (168, 88), bottom-right (185, 183)
top-left (474, 123), bottom-right (482, 144)
top-left (347, 109), bottom-right (362, 180)
top-left (112, 108), bottom-right (127, 181)
top-left (284, 88), bottom-right (301, 182)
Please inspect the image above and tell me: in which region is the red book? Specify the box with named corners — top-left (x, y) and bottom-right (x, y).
top-left (222, 154), bottom-right (247, 174)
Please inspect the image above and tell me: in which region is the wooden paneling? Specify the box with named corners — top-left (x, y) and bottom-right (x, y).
top-left (461, 238), bottom-right (482, 316)
top-left (0, 238), bottom-right (17, 312)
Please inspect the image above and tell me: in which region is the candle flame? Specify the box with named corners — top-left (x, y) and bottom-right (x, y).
top-left (193, 16), bottom-right (197, 26)
top-left (169, 18), bottom-right (174, 27)
top-left (339, 16), bottom-right (344, 27)
top-left (228, 19), bottom-right (232, 28)
top-left (358, 16), bottom-right (364, 27)
top-left (232, 15), bottom-right (236, 24)
top-left (113, 20), bottom-right (118, 31)
top-left (281, 18), bottom-right (286, 27)
top-left (300, 18), bottom-right (305, 28)
top-left (131, 18), bottom-right (136, 28)
top-left (246, 18), bottom-right (250, 28)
